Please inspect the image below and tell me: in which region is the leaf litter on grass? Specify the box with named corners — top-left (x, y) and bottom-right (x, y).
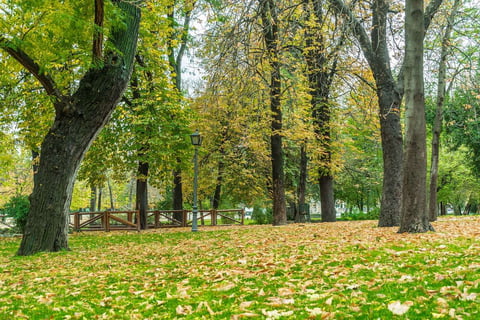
top-left (0, 216), bottom-right (479, 319)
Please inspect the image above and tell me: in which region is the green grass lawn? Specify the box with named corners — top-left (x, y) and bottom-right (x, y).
top-left (1, 216), bottom-right (479, 319)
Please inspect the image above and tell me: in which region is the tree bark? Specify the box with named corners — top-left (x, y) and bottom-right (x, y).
top-left (89, 185), bottom-right (96, 212)
top-left (212, 161), bottom-right (224, 210)
top-left (172, 169), bottom-right (184, 221)
top-left (428, 0), bottom-right (459, 222)
top-left (107, 178), bottom-right (115, 210)
top-left (98, 187), bottom-right (103, 211)
top-left (136, 161), bottom-right (149, 230)
top-left (399, 0), bottom-right (433, 233)
top-left (320, 175), bottom-right (336, 222)
top-left (296, 143), bottom-right (308, 223)
top-left (15, 1), bottom-right (140, 255)
top-left (260, 0), bottom-right (287, 226)
top-left (377, 84), bottom-right (403, 227)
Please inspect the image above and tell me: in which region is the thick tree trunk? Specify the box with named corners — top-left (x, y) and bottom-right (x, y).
top-left (399, 0), bottom-right (433, 233)
top-left (320, 175), bottom-right (336, 222)
top-left (136, 161), bottom-right (149, 229)
top-left (377, 87), bottom-right (403, 227)
top-left (17, 1), bottom-right (140, 255)
top-left (260, 0), bottom-right (287, 226)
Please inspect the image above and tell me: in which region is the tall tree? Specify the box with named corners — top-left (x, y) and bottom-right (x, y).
top-left (302, 0), bottom-right (345, 222)
top-left (428, 0), bottom-right (461, 222)
top-left (167, 0), bottom-right (197, 220)
top-left (259, 0), bottom-right (287, 225)
top-left (327, 0), bottom-right (443, 226)
top-left (399, 0), bottom-right (433, 233)
top-left (1, 0), bottom-right (141, 255)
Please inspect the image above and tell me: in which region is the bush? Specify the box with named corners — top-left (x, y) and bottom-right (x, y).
top-left (1, 195), bottom-right (30, 233)
top-left (340, 208), bottom-right (380, 221)
top-left (252, 206), bottom-right (273, 225)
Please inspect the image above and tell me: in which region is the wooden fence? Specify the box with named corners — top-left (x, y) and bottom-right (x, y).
top-left (70, 210), bottom-right (140, 232)
top-left (70, 209), bottom-right (245, 232)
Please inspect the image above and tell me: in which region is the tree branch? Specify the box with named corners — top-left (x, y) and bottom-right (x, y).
top-left (327, 0), bottom-right (375, 67)
top-left (93, 0), bottom-right (105, 63)
top-left (0, 37), bottom-right (63, 103)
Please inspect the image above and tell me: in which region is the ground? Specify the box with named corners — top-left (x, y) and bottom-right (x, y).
top-left (0, 216), bottom-right (479, 319)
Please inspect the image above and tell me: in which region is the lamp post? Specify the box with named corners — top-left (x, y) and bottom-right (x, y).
top-left (190, 129), bottom-right (202, 232)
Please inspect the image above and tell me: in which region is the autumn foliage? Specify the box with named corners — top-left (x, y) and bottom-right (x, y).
top-left (1, 216), bottom-right (479, 318)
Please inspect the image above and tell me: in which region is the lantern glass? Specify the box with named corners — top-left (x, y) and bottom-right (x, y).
top-left (190, 130), bottom-right (202, 146)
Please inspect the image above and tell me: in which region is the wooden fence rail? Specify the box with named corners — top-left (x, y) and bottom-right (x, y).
top-left (70, 209), bottom-right (245, 232)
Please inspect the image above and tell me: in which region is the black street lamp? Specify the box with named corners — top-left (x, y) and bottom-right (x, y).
top-left (190, 130), bottom-right (202, 232)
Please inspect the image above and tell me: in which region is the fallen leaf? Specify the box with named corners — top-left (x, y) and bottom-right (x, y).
top-left (388, 301), bottom-right (413, 315)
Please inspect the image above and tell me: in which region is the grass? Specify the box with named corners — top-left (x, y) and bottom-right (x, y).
top-left (1, 216), bottom-right (479, 319)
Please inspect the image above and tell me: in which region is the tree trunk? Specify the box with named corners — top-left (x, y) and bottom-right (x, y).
top-left (377, 87), bottom-right (403, 227)
top-left (320, 175), bottom-right (336, 222)
top-left (173, 168), bottom-right (184, 221)
top-left (89, 185), bottom-right (96, 212)
top-left (428, 0), bottom-right (459, 222)
top-left (212, 161), bottom-right (224, 210)
top-left (31, 149), bottom-right (40, 185)
top-left (260, 0), bottom-right (287, 226)
top-left (17, 1), bottom-right (140, 255)
top-left (399, 0), bottom-right (433, 233)
top-left (107, 178), bottom-right (115, 210)
top-left (440, 202), bottom-right (446, 216)
top-left (136, 161), bottom-right (149, 230)
top-left (128, 178), bottom-right (135, 209)
top-left (296, 143), bottom-right (307, 223)
top-left (97, 187), bottom-right (103, 211)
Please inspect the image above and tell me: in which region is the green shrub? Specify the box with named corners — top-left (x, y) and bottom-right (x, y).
top-left (252, 206), bottom-right (273, 225)
top-left (340, 208), bottom-right (380, 221)
top-left (1, 195), bottom-right (30, 233)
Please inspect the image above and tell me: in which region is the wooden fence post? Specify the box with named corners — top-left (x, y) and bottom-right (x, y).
top-left (212, 210), bottom-right (217, 226)
top-left (74, 212), bottom-right (80, 231)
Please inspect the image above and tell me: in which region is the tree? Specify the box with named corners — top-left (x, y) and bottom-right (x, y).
top-left (428, 0), bottom-right (461, 222)
top-left (327, 0), bottom-right (444, 227)
top-left (302, 0), bottom-right (346, 222)
top-left (1, 0), bottom-right (141, 255)
top-left (167, 0), bottom-right (197, 221)
top-left (398, 0), bottom-right (434, 233)
top-left (259, 0), bottom-right (287, 225)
